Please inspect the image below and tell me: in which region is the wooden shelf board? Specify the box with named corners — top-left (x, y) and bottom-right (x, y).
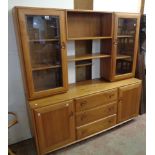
top-left (67, 9), bottom-right (113, 14)
top-left (76, 63), bottom-right (92, 67)
top-left (117, 35), bottom-right (134, 38)
top-left (67, 36), bottom-right (112, 41)
top-left (116, 55), bottom-right (132, 60)
top-left (32, 64), bottom-right (61, 71)
top-left (68, 54), bottom-right (111, 61)
top-left (29, 39), bottom-right (59, 42)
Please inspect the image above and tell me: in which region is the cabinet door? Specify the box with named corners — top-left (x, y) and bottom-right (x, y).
top-left (112, 13), bottom-right (140, 81)
top-left (16, 8), bottom-right (68, 99)
top-left (117, 83), bottom-right (141, 123)
top-left (34, 101), bottom-right (75, 154)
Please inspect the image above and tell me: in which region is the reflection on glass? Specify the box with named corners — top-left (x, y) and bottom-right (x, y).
top-left (118, 18), bottom-right (137, 35)
top-left (116, 59), bottom-right (133, 75)
top-left (25, 15), bottom-right (63, 91)
top-left (29, 41), bottom-right (61, 68)
top-left (117, 38), bottom-right (134, 57)
top-left (26, 15), bottom-right (60, 40)
top-left (32, 68), bottom-right (62, 91)
top-left (116, 18), bottom-right (137, 75)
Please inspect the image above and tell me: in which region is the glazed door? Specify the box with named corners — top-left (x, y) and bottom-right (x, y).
top-left (34, 101), bottom-right (75, 155)
top-left (112, 13), bottom-right (140, 81)
top-left (17, 8), bottom-right (68, 99)
top-left (117, 83), bottom-right (141, 123)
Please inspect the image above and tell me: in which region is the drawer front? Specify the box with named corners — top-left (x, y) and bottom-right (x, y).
top-left (77, 114), bottom-right (116, 139)
top-left (75, 89), bottom-right (117, 112)
top-left (76, 102), bottom-right (117, 126)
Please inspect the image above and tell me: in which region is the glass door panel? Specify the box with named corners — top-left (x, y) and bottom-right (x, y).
top-left (29, 41), bottom-right (61, 68)
top-left (117, 18), bottom-right (137, 35)
top-left (26, 15), bottom-right (60, 40)
top-left (26, 15), bottom-right (63, 92)
top-left (115, 18), bottom-right (137, 76)
top-left (32, 68), bottom-right (62, 91)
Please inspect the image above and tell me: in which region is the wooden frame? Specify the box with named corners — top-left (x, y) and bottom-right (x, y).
top-left (14, 7), bottom-right (68, 99)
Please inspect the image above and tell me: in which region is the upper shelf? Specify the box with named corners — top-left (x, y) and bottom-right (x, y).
top-left (67, 36), bottom-right (112, 41)
top-left (67, 11), bottom-right (113, 39)
top-left (68, 53), bottom-right (111, 62)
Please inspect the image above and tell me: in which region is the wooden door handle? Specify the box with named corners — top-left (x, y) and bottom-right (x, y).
top-left (81, 113), bottom-right (86, 121)
top-left (69, 111), bottom-right (74, 118)
top-left (61, 42), bottom-right (66, 49)
top-left (108, 93), bottom-right (115, 98)
top-left (114, 39), bottom-right (118, 45)
top-left (108, 107), bottom-right (113, 112)
top-left (80, 101), bottom-right (87, 107)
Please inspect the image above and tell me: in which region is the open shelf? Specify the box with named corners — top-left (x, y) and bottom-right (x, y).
top-left (32, 64), bottom-right (61, 71)
top-left (76, 60), bottom-right (92, 82)
top-left (68, 53), bottom-right (111, 61)
top-left (67, 11), bottom-right (113, 39)
top-left (29, 39), bottom-right (59, 42)
top-left (68, 36), bottom-right (112, 40)
top-left (116, 54), bottom-right (132, 60)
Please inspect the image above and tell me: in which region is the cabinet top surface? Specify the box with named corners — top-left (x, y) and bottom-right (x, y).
top-left (29, 78), bottom-right (141, 109)
top-left (14, 7), bottom-right (140, 15)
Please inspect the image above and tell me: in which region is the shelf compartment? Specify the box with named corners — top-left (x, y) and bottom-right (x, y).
top-left (67, 11), bottom-right (113, 39)
top-left (32, 64), bottom-right (61, 71)
top-left (68, 36), bottom-right (112, 40)
top-left (76, 60), bottom-right (92, 82)
top-left (68, 54), bottom-right (111, 62)
top-left (75, 40), bottom-right (92, 56)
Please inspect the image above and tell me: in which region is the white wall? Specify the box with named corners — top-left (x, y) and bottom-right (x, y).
top-left (94, 0), bottom-right (141, 13)
top-left (8, 0), bottom-right (141, 144)
top-left (8, 0), bottom-right (73, 145)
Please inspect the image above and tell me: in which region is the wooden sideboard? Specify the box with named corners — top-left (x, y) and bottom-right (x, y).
top-left (13, 6), bottom-right (141, 155)
top-left (29, 78), bottom-right (141, 155)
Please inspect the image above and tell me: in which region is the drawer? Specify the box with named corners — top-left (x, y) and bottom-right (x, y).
top-left (76, 102), bottom-right (117, 126)
top-left (77, 114), bottom-right (116, 139)
top-left (75, 89), bottom-right (117, 112)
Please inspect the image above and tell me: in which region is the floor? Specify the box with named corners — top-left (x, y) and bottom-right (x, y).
top-left (10, 114), bottom-right (146, 155)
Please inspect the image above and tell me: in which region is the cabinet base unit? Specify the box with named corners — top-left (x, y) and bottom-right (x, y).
top-left (29, 78), bottom-right (141, 155)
